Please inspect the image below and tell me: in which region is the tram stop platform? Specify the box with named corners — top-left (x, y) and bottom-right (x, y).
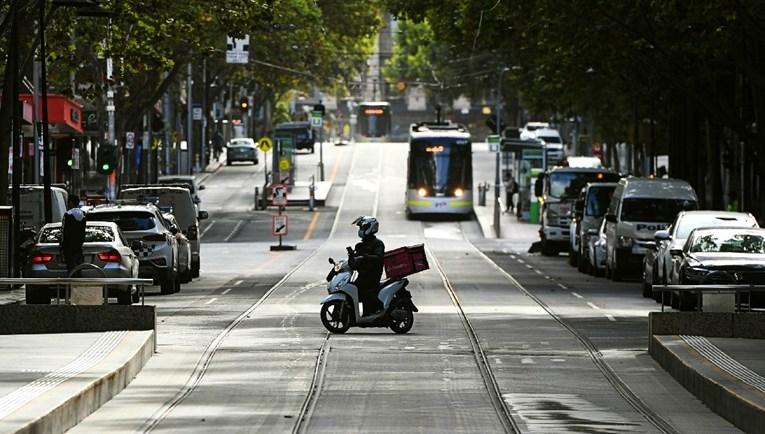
top-left (0, 330), bottom-right (154, 433)
top-left (284, 181), bottom-right (332, 207)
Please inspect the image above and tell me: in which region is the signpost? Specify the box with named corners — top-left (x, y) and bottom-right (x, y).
top-left (258, 136), bottom-right (272, 187)
top-left (310, 108), bottom-right (325, 181)
top-left (270, 183), bottom-right (295, 251)
top-left (226, 35), bottom-right (250, 64)
top-left (126, 131), bottom-right (135, 150)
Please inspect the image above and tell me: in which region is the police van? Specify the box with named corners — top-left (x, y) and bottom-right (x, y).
top-left (604, 177), bottom-right (698, 279)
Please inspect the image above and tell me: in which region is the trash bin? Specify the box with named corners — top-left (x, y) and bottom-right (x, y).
top-left (529, 193), bottom-right (539, 224)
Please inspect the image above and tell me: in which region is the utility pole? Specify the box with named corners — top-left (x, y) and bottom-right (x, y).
top-left (494, 67), bottom-right (504, 238)
top-left (11, 0), bottom-right (21, 275)
top-left (39, 0), bottom-right (53, 222)
top-left (187, 62), bottom-right (193, 175)
top-left (201, 59), bottom-right (207, 171)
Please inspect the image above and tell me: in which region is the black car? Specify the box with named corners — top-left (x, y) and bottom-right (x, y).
top-left (226, 138), bottom-right (259, 165)
top-left (670, 227), bottom-right (765, 309)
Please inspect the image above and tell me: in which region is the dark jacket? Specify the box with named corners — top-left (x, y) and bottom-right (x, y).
top-left (61, 208), bottom-right (86, 257)
top-left (349, 235), bottom-right (385, 290)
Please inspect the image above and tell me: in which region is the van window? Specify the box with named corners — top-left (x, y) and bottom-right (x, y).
top-left (585, 186), bottom-right (615, 217)
top-left (121, 190), bottom-right (196, 228)
top-left (620, 198), bottom-right (697, 222)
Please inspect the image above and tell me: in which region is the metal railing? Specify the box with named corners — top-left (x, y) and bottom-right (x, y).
top-left (0, 277), bottom-right (154, 305)
top-left (652, 284), bottom-right (765, 312)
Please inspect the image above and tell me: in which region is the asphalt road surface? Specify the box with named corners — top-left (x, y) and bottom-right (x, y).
top-left (71, 141), bottom-right (740, 433)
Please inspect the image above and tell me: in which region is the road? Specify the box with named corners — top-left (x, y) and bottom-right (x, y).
top-left (71, 141), bottom-right (740, 433)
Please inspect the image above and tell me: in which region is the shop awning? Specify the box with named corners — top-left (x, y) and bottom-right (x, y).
top-left (18, 93), bottom-right (83, 134)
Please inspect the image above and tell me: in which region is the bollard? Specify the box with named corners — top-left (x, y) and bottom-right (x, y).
top-left (309, 175), bottom-right (315, 211)
top-left (478, 183), bottom-right (487, 207)
top-left (254, 186), bottom-right (260, 210)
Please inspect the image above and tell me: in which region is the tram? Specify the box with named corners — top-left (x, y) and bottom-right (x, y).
top-left (406, 122), bottom-right (473, 217)
top-left (357, 101), bottom-right (391, 141)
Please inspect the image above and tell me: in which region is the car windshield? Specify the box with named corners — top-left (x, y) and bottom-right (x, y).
top-left (229, 139), bottom-right (253, 147)
top-left (549, 172), bottom-right (620, 200)
top-left (39, 226), bottom-right (114, 243)
top-left (676, 215), bottom-right (755, 239)
top-left (585, 186), bottom-right (615, 217)
top-left (88, 211), bottom-right (156, 231)
top-left (689, 232), bottom-right (765, 254)
top-left (621, 198), bottom-right (697, 222)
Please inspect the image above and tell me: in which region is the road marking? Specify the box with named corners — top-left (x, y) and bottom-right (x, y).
top-left (328, 147), bottom-right (346, 183)
top-left (557, 283), bottom-right (568, 290)
top-left (521, 358), bottom-right (535, 365)
top-left (587, 302), bottom-right (601, 310)
top-left (223, 220), bottom-right (245, 242)
top-left (571, 292), bottom-right (583, 299)
top-left (525, 264), bottom-right (533, 269)
top-left (199, 220), bottom-right (216, 239)
top-left (205, 298), bottom-right (218, 305)
top-left (303, 211), bottom-right (320, 240)
top-left (517, 258), bottom-right (525, 264)
top-left (534, 269), bottom-right (543, 275)
top-left (234, 280), bottom-right (243, 286)
top-left (255, 252), bottom-right (283, 273)
top-left (605, 314), bottom-right (616, 322)
top-left (372, 145), bottom-right (383, 216)
top-left (221, 288), bottom-right (232, 295)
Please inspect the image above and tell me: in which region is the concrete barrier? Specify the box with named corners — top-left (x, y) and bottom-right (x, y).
top-left (0, 305), bottom-right (155, 335)
top-left (649, 312), bottom-right (765, 342)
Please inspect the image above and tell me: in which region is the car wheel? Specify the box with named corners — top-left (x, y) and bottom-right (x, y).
top-left (117, 291), bottom-right (133, 305)
top-left (541, 238), bottom-right (557, 256)
top-left (610, 256), bottom-right (622, 281)
top-left (311, 146), bottom-right (315, 154)
top-left (578, 248), bottom-right (587, 273)
top-left (160, 272), bottom-right (176, 295)
top-left (568, 246), bottom-right (578, 267)
top-left (25, 286), bottom-right (50, 304)
top-left (192, 260), bottom-right (200, 278)
top-left (226, 160), bottom-right (232, 166)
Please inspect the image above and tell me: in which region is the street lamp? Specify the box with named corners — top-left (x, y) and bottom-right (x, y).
top-left (494, 66), bottom-right (509, 238)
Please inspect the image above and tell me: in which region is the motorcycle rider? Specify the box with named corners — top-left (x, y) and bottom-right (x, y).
top-left (349, 216), bottom-right (385, 316)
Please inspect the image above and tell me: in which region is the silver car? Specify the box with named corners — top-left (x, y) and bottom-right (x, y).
top-left (586, 219), bottom-right (608, 276)
top-left (88, 204), bottom-right (180, 295)
top-left (24, 222), bottom-right (139, 305)
top-left (164, 213), bottom-right (192, 283)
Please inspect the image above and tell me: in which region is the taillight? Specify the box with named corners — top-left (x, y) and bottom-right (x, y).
top-left (31, 253), bottom-right (53, 264)
top-left (97, 250), bottom-right (121, 262)
top-left (143, 233), bottom-right (167, 242)
top-left (187, 225), bottom-right (198, 240)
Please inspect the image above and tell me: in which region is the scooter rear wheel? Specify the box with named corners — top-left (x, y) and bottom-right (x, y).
top-left (389, 308), bottom-right (414, 334)
top-left (320, 300), bottom-right (351, 334)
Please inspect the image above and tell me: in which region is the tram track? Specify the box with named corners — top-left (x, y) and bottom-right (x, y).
top-left (461, 232), bottom-right (679, 434)
top-left (426, 244), bottom-right (521, 434)
top-left (291, 334), bottom-right (330, 434)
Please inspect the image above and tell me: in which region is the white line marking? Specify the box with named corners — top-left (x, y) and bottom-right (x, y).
top-left (557, 283), bottom-right (568, 290)
top-left (587, 302), bottom-right (601, 310)
top-left (372, 145), bottom-right (383, 216)
top-left (234, 280), bottom-right (243, 286)
top-left (525, 264), bottom-right (533, 269)
top-left (605, 314), bottom-right (616, 322)
top-left (223, 220), bottom-right (245, 242)
top-left (205, 298), bottom-right (218, 305)
top-left (534, 269), bottom-right (543, 275)
top-left (521, 358), bottom-right (535, 365)
top-left (571, 292), bottom-right (584, 299)
top-left (199, 220), bottom-right (216, 239)
top-left (517, 258), bottom-right (525, 264)
top-left (221, 288), bottom-right (232, 295)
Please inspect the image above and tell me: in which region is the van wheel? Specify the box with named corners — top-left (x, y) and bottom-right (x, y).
top-left (541, 239), bottom-right (557, 256)
top-left (568, 247), bottom-right (578, 267)
top-left (117, 292), bottom-right (133, 305)
top-left (160, 273), bottom-right (176, 295)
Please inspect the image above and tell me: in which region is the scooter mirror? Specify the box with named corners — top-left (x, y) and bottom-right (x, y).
top-left (328, 258), bottom-right (335, 265)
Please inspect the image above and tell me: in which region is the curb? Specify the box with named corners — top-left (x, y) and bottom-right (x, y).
top-left (12, 330), bottom-right (155, 434)
top-left (650, 334), bottom-right (765, 433)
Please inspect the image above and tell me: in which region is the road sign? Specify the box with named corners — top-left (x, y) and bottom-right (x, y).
top-left (126, 132), bottom-right (135, 150)
top-left (272, 183), bottom-right (288, 206)
top-left (272, 215), bottom-right (288, 236)
top-left (487, 134), bottom-right (500, 152)
top-left (192, 105), bottom-right (203, 121)
top-left (226, 35), bottom-right (250, 64)
top-left (309, 111), bottom-right (323, 128)
top-left (278, 158), bottom-right (291, 172)
top-left (258, 137), bottom-right (273, 153)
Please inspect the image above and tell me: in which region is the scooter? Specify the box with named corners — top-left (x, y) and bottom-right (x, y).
top-left (320, 252), bottom-right (418, 334)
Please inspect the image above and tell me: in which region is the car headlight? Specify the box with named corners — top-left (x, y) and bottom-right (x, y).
top-left (617, 236), bottom-right (633, 248)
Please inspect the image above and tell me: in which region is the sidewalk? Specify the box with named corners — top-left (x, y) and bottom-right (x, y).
top-left (197, 152), bottom-right (227, 184)
top-left (473, 198), bottom-right (539, 253)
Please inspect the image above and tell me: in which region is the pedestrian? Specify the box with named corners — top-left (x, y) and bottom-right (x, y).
top-left (212, 130), bottom-right (224, 161)
top-left (61, 195), bottom-right (87, 277)
top-left (505, 173), bottom-right (518, 214)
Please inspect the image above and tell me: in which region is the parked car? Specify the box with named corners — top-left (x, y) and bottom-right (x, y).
top-left (604, 177), bottom-right (698, 280)
top-left (164, 213), bottom-right (192, 283)
top-left (586, 219), bottom-right (608, 276)
top-left (669, 227), bottom-right (765, 309)
top-left (88, 204), bottom-right (180, 294)
top-left (11, 185), bottom-right (68, 232)
top-left (569, 182), bottom-right (617, 271)
top-left (157, 175), bottom-right (205, 205)
top-left (119, 186), bottom-right (208, 278)
top-left (642, 211), bottom-right (758, 297)
top-left (226, 138), bottom-right (259, 165)
top-left (24, 221), bottom-right (139, 305)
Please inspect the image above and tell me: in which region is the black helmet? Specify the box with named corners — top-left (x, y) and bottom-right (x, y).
top-left (352, 216), bottom-right (379, 238)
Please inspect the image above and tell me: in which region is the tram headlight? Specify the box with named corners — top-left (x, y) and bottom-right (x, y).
top-left (417, 187), bottom-right (427, 197)
top-left (454, 188), bottom-right (464, 197)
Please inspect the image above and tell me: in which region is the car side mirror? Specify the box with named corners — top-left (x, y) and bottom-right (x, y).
top-left (605, 214), bottom-right (617, 223)
top-left (170, 226), bottom-right (179, 235)
top-left (654, 230), bottom-right (670, 241)
top-left (328, 258), bottom-right (335, 265)
top-left (193, 196), bottom-right (201, 204)
top-left (199, 185), bottom-right (206, 191)
top-left (198, 210), bottom-right (209, 220)
top-left (669, 248), bottom-right (683, 256)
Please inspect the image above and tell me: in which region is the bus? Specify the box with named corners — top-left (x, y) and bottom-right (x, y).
top-left (406, 122), bottom-right (473, 218)
top-left (357, 101), bottom-right (391, 141)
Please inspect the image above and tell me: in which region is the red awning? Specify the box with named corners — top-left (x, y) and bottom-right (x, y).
top-left (18, 93), bottom-right (83, 134)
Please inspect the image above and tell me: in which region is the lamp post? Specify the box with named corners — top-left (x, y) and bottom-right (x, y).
top-left (494, 66), bottom-right (509, 238)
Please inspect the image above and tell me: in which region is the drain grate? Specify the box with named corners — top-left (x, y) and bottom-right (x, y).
top-left (681, 335), bottom-right (765, 394)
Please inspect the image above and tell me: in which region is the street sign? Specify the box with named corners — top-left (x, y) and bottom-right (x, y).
top-left (71, 148), bottom-right (80, 170)
top-left (278, 158), bottom-right (291, 172)
top-left (309, 111), bottom-right (323, 128)
top-left (192, 105), bottom-right (203, 121)
top-left (258, 137), bottom-right (273, 153)
top-left (487, 134), bottom-right (500, 152)
top-left (126, 131), bottom-right (135, 150)
top-left (272, 183), bottom-right (288, 206)
top-left (226, 35), bottom-right (250, 64)
top-left (272, 215), bottom-right (288, 236)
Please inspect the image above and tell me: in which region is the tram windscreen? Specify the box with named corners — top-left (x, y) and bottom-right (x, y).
top-left (409, 138), bottom-right (472, 195)
top-left (359, 106), bottom-right (390, 138)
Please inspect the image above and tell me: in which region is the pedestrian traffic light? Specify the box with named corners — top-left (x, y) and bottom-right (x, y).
top-left (240, 97), bottom-right (249, 110)
top-left (96, 145), bottom-right (117, 175)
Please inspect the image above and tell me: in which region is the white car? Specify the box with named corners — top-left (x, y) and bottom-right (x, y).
top-left (587, 219), bottom-right (608, 276)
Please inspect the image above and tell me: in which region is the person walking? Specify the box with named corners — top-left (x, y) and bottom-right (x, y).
top-left (212, 131), bottom-right (224, 162)
top-left (61, 195), bottom-right (87, 277)
top-left (505, 172), bottom-right (518, 214)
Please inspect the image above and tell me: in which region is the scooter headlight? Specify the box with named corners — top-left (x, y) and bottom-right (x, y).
top-left (454, 188), bottom-right (464, 197)
top-left (417, 187), bottom-right (427, 197)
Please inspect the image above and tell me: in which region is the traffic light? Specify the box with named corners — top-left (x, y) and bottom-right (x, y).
top-left (96, 145), bottom-right (117, 175)
top-left (239, 97), bottom-right (249, 110)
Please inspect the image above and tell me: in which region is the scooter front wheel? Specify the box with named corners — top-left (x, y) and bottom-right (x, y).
top-left (320, 300), bottom-right (351, 334)
top-left (389, 308), bottom-right (414, 334)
